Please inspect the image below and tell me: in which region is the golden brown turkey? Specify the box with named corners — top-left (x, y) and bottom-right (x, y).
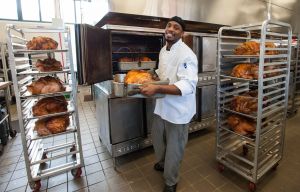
top-left (119, 57), bottom-right (134, 62)
top-left (35, 58), bottom-right (62, 72)
top-left (227, 114), bottom-right (256, 135)
top-left (231, 91), bottom-right (258, 114)
top-left (32, 96), bottom-right (68, 116)
top-left (27, 76), bottom-right (65, 95)
top-left (234, 41), bottom-right (277, 55)
top-left (26, 36), bottom-right (58, 50)
top-left (231, 64), bottom-right (259, 79)
top-left (124, 70), bottom-right (154, 84)
top-left (139, 56), bottom-right (152, 61)
top-left (34, 115), bottom-right (70, 136)
top-left (231, 64), bottom-right (279, 79)
top-left (118, 56), bottom-right (152, 62)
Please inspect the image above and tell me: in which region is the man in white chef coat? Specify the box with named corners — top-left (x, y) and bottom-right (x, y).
top-left (140, 16), bottom-right (198, 192)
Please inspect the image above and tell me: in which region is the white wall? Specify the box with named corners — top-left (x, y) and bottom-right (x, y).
top-left (108, 0), bottom-right (299, 33)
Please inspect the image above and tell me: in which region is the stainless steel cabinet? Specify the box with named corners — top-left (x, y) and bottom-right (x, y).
top-left (109, 97), bottom-right (144, 144)
top-left (193, 85), bottom-right (216, 121)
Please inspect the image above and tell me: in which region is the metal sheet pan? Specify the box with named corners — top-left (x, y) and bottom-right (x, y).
top-left (118, 61), bottom-right (156, 70)
top-left (127, 80), bottom-right (169, 98)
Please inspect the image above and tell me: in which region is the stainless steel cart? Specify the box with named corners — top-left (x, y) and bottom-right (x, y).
top-left (216, 20), bottom-right (292, 191)
top-left (0, 81), bottom-right (17, 154)
top-left (288, 34), bottom-right (300, 116)
top-left (0, 43), bottom-right (14, 102)
top-left (6, 25), bottom-right (84, 191)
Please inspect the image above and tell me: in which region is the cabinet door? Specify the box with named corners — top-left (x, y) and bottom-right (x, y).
top-left (200, 85), bottom-right (216, 119)
top-left (84, 24), bottom-right (112, 84)
top-left (201, 37), bottom-right (217, 72)
top-left (109, 98), bottom-right (144, 144)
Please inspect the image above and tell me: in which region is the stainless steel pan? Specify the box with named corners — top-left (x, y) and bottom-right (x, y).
top-left (127, 80), bottom-right (169, 98)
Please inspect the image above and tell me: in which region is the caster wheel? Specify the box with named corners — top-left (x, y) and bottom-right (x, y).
top-left (1, 140), bottom-right (7, 146)
top-left (30, 180), bottom-right (41, 192)
top-left (41, 153), bottom-right (47, 165)
top-left (248, 182), bottom-right (256, 192)
top-left (243, 145), bottom-right (249, 156)
top-left (9, 130), bottom-right (17, 138)
top-left (71, 168), bottom-right (82, 178)
top-left (217, 163), bottom-right (225, 173)
top-left (272, 163), bottom-right (279, 171)
top-left (70, 145), bottom-right (76, 158)
top-left (42, 153), bottom-right (47, 159)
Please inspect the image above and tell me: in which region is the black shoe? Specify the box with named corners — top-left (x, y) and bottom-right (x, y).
top-left (154, 162), bottom-right (164, 172)
top-left (163, 184), bottom-right (177, 192)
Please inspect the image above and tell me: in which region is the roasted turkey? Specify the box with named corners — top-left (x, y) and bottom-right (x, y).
top-left (231, 91), bottom-right (258, 114)
top-left (234, 41), bottom-right (277, 55)
top-left (231, 64), bottom-right (279, 79)
top-left (32, 96), bottom-right (68, 116)
top-left (231, 64), bottom-right (259, 79)
top-left (27, 76), bottom-right (65, 95)
top-left (35, 58), bottom-right (62, 72)
top-left (119, 57), bottom-right (134, 62)
top-left (26, 36), bottom-right (58, 50)
top-left (124, 70), bottom-right (154, 84)
top-left (227, 115), bottom-right (256, 135)
top-left (139, 56), bottom-right (152, 61)
top-left (118, 56), bottom-right (152, 62)
top-left (34, 115), bottom-right (70, 136)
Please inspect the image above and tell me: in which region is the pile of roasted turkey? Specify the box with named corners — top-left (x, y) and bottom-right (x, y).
top-left (226, 41), bottom-right (281, 136)
top-left (26, 36), bottom-right (69, 136)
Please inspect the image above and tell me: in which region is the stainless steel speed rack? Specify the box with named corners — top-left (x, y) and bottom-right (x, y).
top-left (287, 34), bottom-right (300, 117)
top-left (216, 20), bottom-right (292, 192)
top-left (6, 25), bottom-right (84, 191)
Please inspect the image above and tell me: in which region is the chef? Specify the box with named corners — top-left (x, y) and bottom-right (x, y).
top-left (140, 16), bottom-right (198, 192)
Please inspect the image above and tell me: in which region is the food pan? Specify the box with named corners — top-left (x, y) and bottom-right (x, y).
top-left (118, 61), bottom-right (156, 70)
top-left (113, 74), bottom-right (126, 97)
top-left (127, 80), bottom-right (169, 98)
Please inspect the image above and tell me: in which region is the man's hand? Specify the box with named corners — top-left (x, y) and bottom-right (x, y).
top-left (140, 84), bottom-right (159, 96)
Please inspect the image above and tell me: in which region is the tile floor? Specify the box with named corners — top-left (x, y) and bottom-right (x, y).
top-left (0, 86), bottom-right (300, 192)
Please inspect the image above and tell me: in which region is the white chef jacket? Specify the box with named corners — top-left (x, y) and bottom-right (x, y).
top-left (155, 39), bottom-right (198, 124)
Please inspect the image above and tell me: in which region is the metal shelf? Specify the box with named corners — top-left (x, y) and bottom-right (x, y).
top-left (21, 86), bottom-right (72, 98)
top-left (18, 68), bottom-right (71, 75)
top-left (13, 49), bottom-right (68, 54)
top-left (6, 25), bottom-right (84, 190)
top-left (216, 20), bottom-right (292, 188)
top-left (223, 54), bottom-right (288, 58)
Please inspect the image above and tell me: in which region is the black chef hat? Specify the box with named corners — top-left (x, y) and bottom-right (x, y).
top-left (168, 16), bottom-right (185, 31)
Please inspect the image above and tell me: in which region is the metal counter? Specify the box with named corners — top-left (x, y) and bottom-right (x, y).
top-left (94, 81), bottom-right (216, 158)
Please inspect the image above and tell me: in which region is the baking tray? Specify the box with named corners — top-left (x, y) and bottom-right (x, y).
top-left (127, 80), bottom-right (169, 98)
top-left (118, 61), bottom-right (156, 70)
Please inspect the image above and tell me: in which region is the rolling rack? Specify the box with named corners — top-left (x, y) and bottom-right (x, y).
top-left (0, 43), bottom-right (12, 100)
top-left (6, 25), bottom-right (84, 191)
top-left (216, 20), bottom-right (292, 191)
top-left (0, 43), bottom-right (17, 154)
top-left (288, 34), bottom-right (300, 116)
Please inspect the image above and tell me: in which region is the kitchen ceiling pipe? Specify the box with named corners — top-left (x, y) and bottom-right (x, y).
top-left (267, 0), bottom-right (272, 20)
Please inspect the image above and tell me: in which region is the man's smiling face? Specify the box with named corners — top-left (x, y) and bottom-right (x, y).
top-left (164, 21), bottom-right (184, 44)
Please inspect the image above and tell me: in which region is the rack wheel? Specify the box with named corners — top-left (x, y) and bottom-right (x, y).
top-left (42, 153), bottom-right (47, 160)
top-left (30, 180), bottom-right (41, 192)
top-left (1, 139), bottom-right (7, 146)
top-left (9, 130), bottom-right (17, 138)
top-left (41, 153), bottom-right (47, 166)
top-left (243, 145), bottom-right (249, 156)
top-left (0, 145), bottom-right (3, 156)
top-left (272, 163), bottom-right (279, 171)
top-left (217, 163), bottom-right (225, 173)
top-left (70, 145), bottom-right (76, 158)
top-left (71, 167), bottom-right (82, 178)
top-left (248, 182), bottom-right (256, 192)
